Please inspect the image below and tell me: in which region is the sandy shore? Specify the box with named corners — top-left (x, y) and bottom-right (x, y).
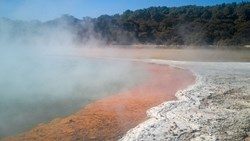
top-left (121, 60), bottom-right (250, 141)
top-left (2, 63), bottom-right (195, 141)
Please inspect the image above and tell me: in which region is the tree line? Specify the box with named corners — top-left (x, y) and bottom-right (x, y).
top-left (1, 2), bottom-right (249, 48)
top-left (92, 2), bottom-right (250, 47)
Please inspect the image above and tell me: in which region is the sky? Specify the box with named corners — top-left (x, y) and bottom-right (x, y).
top-left (0, 0), bottom-right (249, 21)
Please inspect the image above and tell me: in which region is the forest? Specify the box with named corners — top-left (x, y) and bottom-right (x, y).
top-left (1, 2), bottom-right (249, 48)
top-left (93, 2), bottom-right (250, 46)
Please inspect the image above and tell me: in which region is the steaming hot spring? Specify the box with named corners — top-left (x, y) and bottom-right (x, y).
top-left (1, 1), bottom-right (250, 140)
top-left (1, 47), bottom-right (250, 141)
top-left (0, 48), bottom-right (196, 140)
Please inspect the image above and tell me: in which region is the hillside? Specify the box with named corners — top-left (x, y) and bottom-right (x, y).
top-left (93, 2), bottom-right (250, 46)
top-left (0, 2), bottom-right (249, 48)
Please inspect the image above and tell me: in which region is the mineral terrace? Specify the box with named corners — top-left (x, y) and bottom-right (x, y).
top-left (121, 60), bottom-right (250, 141)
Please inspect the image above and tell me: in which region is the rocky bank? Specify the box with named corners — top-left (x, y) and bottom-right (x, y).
top-left (121, 60), bottom-right (250, 141)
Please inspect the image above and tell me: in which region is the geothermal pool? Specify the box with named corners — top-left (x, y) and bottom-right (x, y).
top-left (2, 60), bottom-right (195, 141)
top-left (0, 55), bottom-right (147, 139)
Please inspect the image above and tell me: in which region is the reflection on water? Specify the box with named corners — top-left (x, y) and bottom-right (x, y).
top-left (0, 55), bottom-right (147, 138)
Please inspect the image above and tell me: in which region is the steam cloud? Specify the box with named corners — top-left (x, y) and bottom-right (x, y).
top-left (0, 17), bottom-right (147, 138)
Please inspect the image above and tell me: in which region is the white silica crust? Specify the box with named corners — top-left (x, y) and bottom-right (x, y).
top-left (120, 60), bottom-right (250, 141)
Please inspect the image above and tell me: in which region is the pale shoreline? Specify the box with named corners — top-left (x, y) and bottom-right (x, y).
top-left (120, 60), bottom-right (250, 141)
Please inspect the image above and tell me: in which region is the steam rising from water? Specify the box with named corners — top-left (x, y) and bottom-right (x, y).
top-left (0, 18), bottom-right (147, 138)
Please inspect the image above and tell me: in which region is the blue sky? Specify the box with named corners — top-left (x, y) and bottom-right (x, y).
top-left (0, 0), bottom-right (248, 21)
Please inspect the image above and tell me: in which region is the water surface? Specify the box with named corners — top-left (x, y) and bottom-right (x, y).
top-left (0, 54), bottom-right (147, 138)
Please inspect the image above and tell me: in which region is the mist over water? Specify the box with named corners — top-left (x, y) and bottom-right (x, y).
top-left (0, 18), bottom-right (148, 138)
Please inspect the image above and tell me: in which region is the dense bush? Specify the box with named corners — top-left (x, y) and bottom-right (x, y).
top-left (92, 2), bottom-right (250, 46)
top-left (1, 2), bottom-right (249, 48)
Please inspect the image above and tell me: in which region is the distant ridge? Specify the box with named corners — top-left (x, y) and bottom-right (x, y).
top-left (1, 2), bottom-right (249, 48)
